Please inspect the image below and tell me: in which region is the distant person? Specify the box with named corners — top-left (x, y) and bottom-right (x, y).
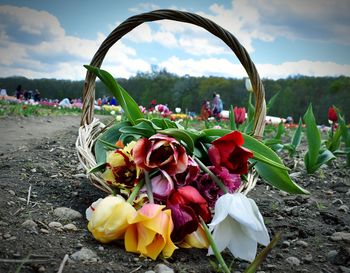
top-left (212, 93), bottom-right (223, 120)
top-left (200, 100), bottom-right (211, 120)
top-left (109, 97), bottom-right (117, 106)
top-left (23, 89), bottom-right (29, 100)
top-left (59, 98), bottom-right (72, 108)
top-left (0, 89), bottom-right (7, 98)
top-left (34, 89), bottom-right (41, 102)
top-left (15, 85), bottom-right (23, 100)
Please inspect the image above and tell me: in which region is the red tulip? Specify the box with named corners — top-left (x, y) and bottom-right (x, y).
top-left (172, 156), bottom-right (200, 187)
top-left (167, 186), bottom-right (211, 223)
top-left (208, 131), bottom-right (253, 175)
top-left (132, 134), bottom-right (188, 175)
top-left (167, 203), bottom-right (198, 242)
top-left (328, 107), bottom-right (338, 123)
top-left (234, 106), bottom-right (246, 125)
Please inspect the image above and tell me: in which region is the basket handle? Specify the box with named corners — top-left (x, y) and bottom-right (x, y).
top-left (81, 9), bottom-right (266, 138)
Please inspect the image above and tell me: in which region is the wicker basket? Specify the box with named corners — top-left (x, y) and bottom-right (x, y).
top-left (76, 9), bottom-right (266, 195)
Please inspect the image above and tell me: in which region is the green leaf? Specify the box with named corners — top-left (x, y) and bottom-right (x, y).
top-left (327, 123), bottom-right (343, 152)
top-left (263, 139), bottom-right (282, 146)
top-left (305, 149), bottom-right (336, 174)
top-left (89, 162), bottom-right (107, 173)
top-left (94, 121), bottom-right (131, 163)
top-left (242, 134), bottom-right (308, 194)
top-left (266, 91), bottom-right (280, 113)
top-left (303, 104), bottom-right (321, 169)
top-left (136, 118), bottom-right (162, 130)
top-left (229, 105), bottom-right (237, 130)
top-left (158, 128), bottom-right (195, 154)
top-left (274, 122), bottom-right (284, 140)
top-left (84, 65), bottom-right (143, 125)
top-left (291, 118), bottom-right (303, 150)
top-left (119, 121), bottom-right (156, 138)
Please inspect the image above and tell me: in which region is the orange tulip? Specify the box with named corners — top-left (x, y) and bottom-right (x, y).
top-left (125, 204), bottom-right (177, 260)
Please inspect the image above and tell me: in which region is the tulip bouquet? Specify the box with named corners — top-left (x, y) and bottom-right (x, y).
top-left (84, 66), bottom-right (308, 270)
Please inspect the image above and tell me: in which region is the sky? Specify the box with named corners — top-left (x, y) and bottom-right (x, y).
top-left (0, 0), bottom-right (349, 80)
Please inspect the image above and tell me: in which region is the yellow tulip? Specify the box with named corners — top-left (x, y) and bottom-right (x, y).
top-left (125, 204), bottom-right (177, 260)
top-left (87, 195), bottom-right (136, 243)
top-left (179, 225), bottom-right (209, 249)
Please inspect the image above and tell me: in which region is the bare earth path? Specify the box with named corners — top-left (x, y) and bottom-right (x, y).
top-left (0, 115), bottom-right (81, 154)
top-left (0, 115), bottom-right (349, 273)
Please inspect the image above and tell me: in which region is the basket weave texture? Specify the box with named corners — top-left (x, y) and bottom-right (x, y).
top-left (76, 9), bottom-right (267, 194)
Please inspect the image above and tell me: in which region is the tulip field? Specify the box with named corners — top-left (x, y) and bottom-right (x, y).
top-left (0, 79), bottom-right (349, 273)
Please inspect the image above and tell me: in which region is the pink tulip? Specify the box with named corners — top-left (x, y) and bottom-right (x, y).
top-left (234, 106), bottom-right (246, 125)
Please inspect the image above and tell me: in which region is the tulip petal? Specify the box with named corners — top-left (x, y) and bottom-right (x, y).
top-left (226, 193), bottom-right (264, 232)
top-left (208, 193), bottom-right (231, 229)
top-left (129, 204), bottom-right (165, 224)
top-left (125, 224), bottom-right (138, 253)
top-left (225, 218), bottom-right (258, 262)
top-left (245, 199), bottom-right (270, 246)
top-left (85, 198), bottom-right (102, 221)
top-left (151, 170), bottom-right (174, 200)
top-left (145, 234), bottom-right (165, 260)
top-left (208, 217), bottom-right (231, 253)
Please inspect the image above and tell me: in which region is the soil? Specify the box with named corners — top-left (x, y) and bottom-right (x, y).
top-left (0, 115), bottom-right (349, 273)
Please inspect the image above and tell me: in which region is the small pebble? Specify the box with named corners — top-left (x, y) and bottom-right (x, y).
top-left (285, 256), bottom-right (300, 266)
top-left (40, 228), bottom-right (49, 234)
top-left (154, 263), bottom-right (174, 273)
top-left (282, 241), bottom-right (291, 248)
top-left (8, 190), bottom-right (15, 196)
top-left (71, 247), bottom-right (98, 262)
top-left (296, 240), bottom-right (308, 247)
top-left (54, 207), bottom-right (82, 221)
top-left (48, 221), bottom-right (63, 229)
top-left (63, 223), bottom-right (78, 231)
top-left (21, 219), bottom-right (38, 231)
top-left (330, 232), bottom-right (350, 243)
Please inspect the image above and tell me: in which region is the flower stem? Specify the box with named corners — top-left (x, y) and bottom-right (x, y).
top-left (127, 179), bottom-right (145, 204)
top-left (194, 157), bottom-right (228, 194)
top-left (144, 171), bottom-right (154, 204)
top-left (200, 218), bottom-right (230, 273)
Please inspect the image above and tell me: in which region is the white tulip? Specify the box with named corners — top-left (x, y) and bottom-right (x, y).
top-left (208, 193), bottom-right (270, 262)
top-left (245, 78), bottom-right (253, 92)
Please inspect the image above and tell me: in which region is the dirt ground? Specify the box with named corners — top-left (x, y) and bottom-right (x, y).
top-left (0, 115), bottom-right (349, 273)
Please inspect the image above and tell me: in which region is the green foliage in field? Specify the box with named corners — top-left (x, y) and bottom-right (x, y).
top-left (1, 74), bottom-right (349, 124)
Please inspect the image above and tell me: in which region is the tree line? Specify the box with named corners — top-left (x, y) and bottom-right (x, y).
top-left (1, 71), bottom-right (349, 124)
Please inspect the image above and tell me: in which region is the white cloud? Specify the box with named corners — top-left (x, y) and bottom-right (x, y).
top-left (179, 37), bottom-right (228, 55)
top-left (159, 56), bottom-right (350, 79)
top-left (0, 5), bottom-right (148, 80)
top-left (249, 0), bottom-right (350, 44)
top-left (257, 60), bottom-right (350, 79)
top-left (128, 2), bottom-right (160, 13)
top-left (0, 5), bottom-right (65, 42)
